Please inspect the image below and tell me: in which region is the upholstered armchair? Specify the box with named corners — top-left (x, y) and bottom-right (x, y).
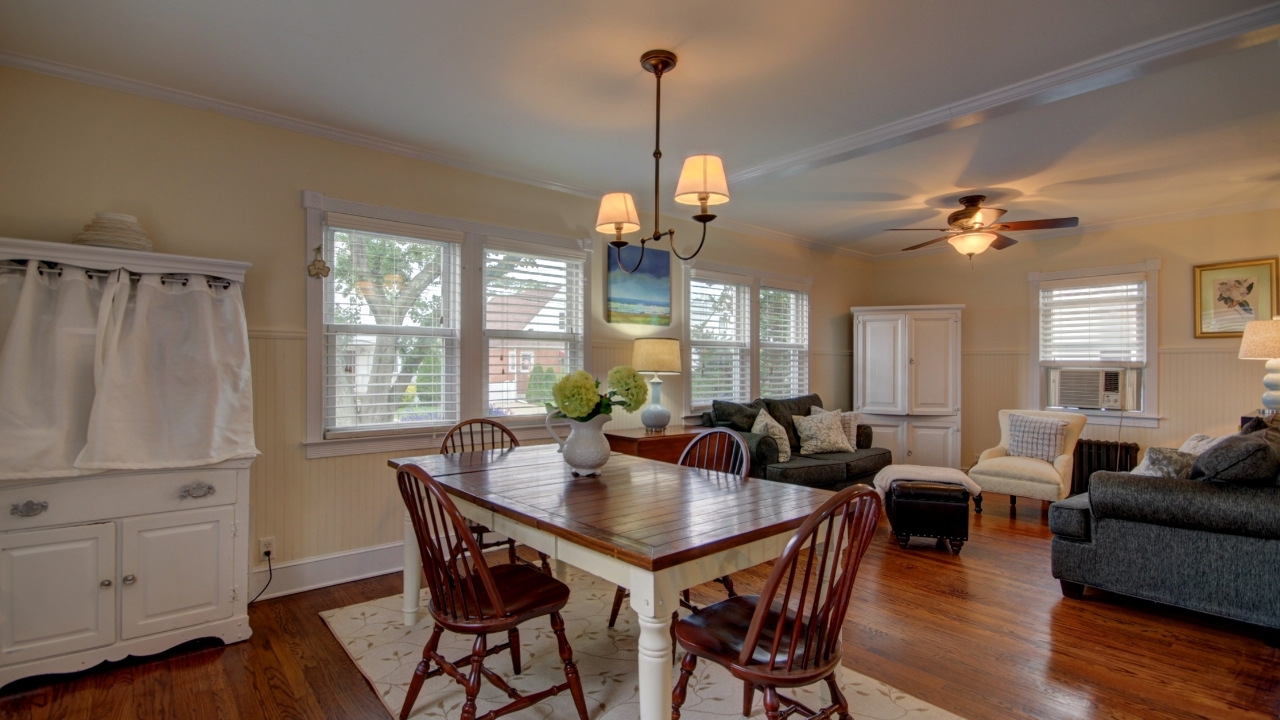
top-left (968, 409), bottom-right (1088, 506)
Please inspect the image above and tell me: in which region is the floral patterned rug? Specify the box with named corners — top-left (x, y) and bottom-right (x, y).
top-left (320, 567), bottom-right (965, 720)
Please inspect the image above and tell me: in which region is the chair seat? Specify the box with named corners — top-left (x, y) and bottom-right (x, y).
top-left (675, 595), bottom-right (833, 676)
top-left (969, 455), bottom-right (1062, 486)
top-left (430, 563), bottom-right (570, 629)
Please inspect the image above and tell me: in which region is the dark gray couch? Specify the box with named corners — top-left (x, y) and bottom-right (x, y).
top-left (700, 394), bottom-right (891, 491)
top-left (1050, 470), bottom-right (1280, 633)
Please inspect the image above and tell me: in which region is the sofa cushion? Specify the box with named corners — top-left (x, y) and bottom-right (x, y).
top-left (765, 456), bottom-right (847, 488)
top-left (711, 399), bottom-right (764, 433)
top-left (1089, 470), bottom-right (1280, 540)
top-left (751, 409), bottom-right (791, 463)
top-left (795, 411), bottom-right (855, 455)
top-left (1190, 425), bottom-right (1280, 487)
top-left (808, 449), bottom-right (892, 480)
top-left (968, 455), bottom-right (1062, 486)
top-left (761, 394), bottom-right (823, 451)
top-left (1049, 493), bottom-right (1092, 541)
top-left (1007, 412), bottom-right (1068, 462)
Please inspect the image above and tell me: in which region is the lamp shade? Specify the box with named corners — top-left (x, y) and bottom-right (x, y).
top-left (1239, 318), bottom-right (1280, 359)
top-left (947, 231), bottom-right (996, 256)
top-left (674, 155), bottom-right (730, 206)
top-left (632, 338), bottom-right (681, 374)
top-left (596, 192), bottom-right (641, 234)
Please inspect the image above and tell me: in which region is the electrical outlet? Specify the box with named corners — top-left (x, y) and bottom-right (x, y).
top-left (259, 537), bottom-right (275, 561)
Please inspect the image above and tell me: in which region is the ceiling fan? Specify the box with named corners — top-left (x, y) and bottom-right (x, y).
top-left (889, 195), bottom-right (1079, 257)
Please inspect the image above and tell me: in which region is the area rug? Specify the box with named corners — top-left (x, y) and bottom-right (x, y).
top-left (321, 567), bottom-right (964, 720)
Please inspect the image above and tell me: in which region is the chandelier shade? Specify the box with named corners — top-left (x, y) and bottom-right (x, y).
top-left (947, 231), bottom-right (997, 256)
top-left (674, 155), bottom-right (731, 209)
top-left (595, 192), bottom-right (641, 235)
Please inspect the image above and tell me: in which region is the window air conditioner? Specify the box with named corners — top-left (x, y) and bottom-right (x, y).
top-left (1047, 368), bottom-right (1139, 411)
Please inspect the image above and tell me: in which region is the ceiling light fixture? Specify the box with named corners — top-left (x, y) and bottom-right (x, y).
top-left (947, 231), bottom-right (997, 257)
top-left (597, 50), bottom-right (730, 273)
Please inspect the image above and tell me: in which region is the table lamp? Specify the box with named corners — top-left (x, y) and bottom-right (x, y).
top-left (631, 338), bottom-right (681, 431)
top-left (1239, 317), bottom-right (1280, 415)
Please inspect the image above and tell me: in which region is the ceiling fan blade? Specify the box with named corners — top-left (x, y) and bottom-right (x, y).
top-left (994, 217), bottom-right (1079, 231)
top-left (887, 228), bottom-right (951, 231)
top-left (989, 233), bottom-right (1018, 250)
top-left (901, 235), bottom-right (951, 251)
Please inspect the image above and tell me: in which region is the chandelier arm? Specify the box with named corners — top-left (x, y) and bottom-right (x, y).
top-left (670, 222), bottom-right (707, 262)
top-left (610, 240), bottom-right (647, 274)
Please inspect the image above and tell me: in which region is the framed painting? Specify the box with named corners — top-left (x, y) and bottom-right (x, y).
top-left (1194, 257), bottom-right (1279, 338)
top-left (606, 245), bottom-right (671, 325)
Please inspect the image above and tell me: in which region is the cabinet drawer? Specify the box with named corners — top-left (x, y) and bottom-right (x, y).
top-left (0, 470), bottom-right (237, 532)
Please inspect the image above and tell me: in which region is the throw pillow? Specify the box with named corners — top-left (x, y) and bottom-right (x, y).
top-left (761, 394), bottom-right (823, 451)
top-left (1006, 413), bottom-right (1068, 463)
top-left (1130, 447), bottom-right (1198, 479)
top-left (712, 399), bottom-right (762, 433)
top-left (1190, 425), bottom-right (1280, 487)
top-left (751, 409), bottom-right (791, 463)
top-left (810, 406), bottom-right (864, 449)
top-left (795, 411), bottom-right (855, 455)
top-left (1178, 433), bottom-right (1229, 456)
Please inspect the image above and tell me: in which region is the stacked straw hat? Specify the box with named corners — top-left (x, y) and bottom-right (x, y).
top-left (72, 213), bottom-right (153, 251)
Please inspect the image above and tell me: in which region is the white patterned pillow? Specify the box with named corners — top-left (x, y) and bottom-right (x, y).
top-left (1007, 413), bottom-right (1068, 462)
top-left (795, 410), bottom-right (856, 455)
top-left (809, 406), bottom-right (861, 449)
top-left (752, 409), bottom-right (791, 463)
top-left (1178, 433), bottom-right (1229, 456)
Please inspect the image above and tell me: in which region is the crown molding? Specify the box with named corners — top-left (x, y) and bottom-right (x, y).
top-left (730, 3), bottom-right (1280, 188)
top-left (0, 52), bottom-right (599, 201)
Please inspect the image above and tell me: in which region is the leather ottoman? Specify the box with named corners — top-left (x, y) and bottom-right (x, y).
top-left (885, 480), bottom-right (970, 554)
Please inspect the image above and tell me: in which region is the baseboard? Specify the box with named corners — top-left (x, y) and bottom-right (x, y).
top-left (249, 541), bottom-right (406, 601)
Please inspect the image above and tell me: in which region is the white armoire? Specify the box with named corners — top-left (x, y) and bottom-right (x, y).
top-left (851, 305), bottom-right (963, 469)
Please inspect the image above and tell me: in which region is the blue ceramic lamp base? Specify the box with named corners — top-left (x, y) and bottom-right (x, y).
top-left (640, 376), bottom-right (671, 432)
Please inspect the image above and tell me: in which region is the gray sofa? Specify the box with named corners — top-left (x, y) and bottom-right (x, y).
top-left (700, 394), bottom-right (891, 491)
top-left (1050, 470), bottom-right (1280, 634)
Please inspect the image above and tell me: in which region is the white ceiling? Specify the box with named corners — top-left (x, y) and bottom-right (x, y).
top-left (2, 0), bottom-right (1278, 258)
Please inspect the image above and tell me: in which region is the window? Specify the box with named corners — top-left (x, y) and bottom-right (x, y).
top-left (688, 276), bottom-right (752, 405)
top-left (323, 220), bottom-right (460, 435)
top-left (1029, 260), bottom-right (1160, 426)
top-left (759, 287), bottom-right (810, 398)
top-left (484, 246), bottom-right (585, 417)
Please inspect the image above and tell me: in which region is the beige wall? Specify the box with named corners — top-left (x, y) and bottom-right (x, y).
top-left (0, 67), bottom-right (873, 566)
top-left (866, 208), bottom-right (1280, 464)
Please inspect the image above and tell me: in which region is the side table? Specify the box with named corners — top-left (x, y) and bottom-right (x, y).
top-left (604, 426), bottom-right (712, 465)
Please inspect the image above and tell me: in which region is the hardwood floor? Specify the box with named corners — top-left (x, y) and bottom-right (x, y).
top-left (2, 492), bottom-right (1277, 719)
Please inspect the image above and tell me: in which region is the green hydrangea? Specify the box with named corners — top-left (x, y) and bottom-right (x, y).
top-left (607, 366), bottom-right (648, 411)
top-left (551, 370), bottom-right (601, 420)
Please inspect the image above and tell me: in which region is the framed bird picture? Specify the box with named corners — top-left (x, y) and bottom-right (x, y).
top-left (1194, 257), bottom-right (1279, 338)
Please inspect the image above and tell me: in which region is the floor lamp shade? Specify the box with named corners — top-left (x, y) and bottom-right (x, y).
top-left (632, 338), bottom-right (681, 431)
top-left (1240, 318), bottom-right (1280, 413)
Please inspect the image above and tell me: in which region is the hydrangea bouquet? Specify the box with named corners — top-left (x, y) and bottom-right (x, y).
top-left (546, 366), bottom-right (648, 422)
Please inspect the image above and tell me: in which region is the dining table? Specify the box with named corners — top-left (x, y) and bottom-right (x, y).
top-left (388, 443), bottom-right (835, 720)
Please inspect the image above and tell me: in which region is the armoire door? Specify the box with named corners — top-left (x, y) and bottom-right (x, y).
top-left (863, 418), bottom-right (908, 464)
top-left (907, 421), bottom-right (959, 469)
top-left (120, 505), bottom-right (234, 640)
top-left (0, 522), bottom-right (116, 665)
top-left (908, 313), bottom-right (960, 415)
top-left (856, 313), bottom-right (908, 415)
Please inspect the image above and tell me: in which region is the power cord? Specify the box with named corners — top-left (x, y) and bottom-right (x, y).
top-left (249, 550), bottom-right (273, 605)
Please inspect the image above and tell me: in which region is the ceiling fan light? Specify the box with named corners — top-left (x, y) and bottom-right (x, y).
top-left (596, 192), bottom-right (641, 234)
top-left (674, 155), bottom-right (730, 207)
top-left (948, 231), bottom-right (997, 256)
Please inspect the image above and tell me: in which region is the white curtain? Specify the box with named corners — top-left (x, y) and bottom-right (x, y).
top-left (0, 264), bottom-right (257, 480)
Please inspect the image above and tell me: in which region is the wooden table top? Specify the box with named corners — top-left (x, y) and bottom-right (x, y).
top-left (389, 445), bottom-right (833, 572)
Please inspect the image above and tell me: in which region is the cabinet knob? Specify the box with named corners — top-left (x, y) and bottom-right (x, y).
top-left (10, 500), bottom-right (48, 517)
top-left (909, 358), bottom-right (914, 364)
top-left (123, 574), bottom-right (137, 585)
top-left (907, 450), bottom-right (913, 457)
top-left (100, 579), bottom-right (113, 588)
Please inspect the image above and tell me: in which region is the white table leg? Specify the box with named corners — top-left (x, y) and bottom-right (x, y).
top-left (554, 558), bottom-right (571, 582)
top-left (402, 511), bottom-right (421, 624)
top-left (630, 568), bottom-right (680, 720)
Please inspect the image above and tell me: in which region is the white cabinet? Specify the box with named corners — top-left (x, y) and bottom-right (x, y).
top-left (853, 305), bottom-right (963, 469)
top-left (0, 460), bottom-right (251, 688)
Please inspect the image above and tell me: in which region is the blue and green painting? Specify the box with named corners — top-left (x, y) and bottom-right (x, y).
top-left (607, 245), bottom-right (671, 325)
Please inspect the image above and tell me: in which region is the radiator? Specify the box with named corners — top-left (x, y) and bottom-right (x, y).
top-left (1072, 439), bottom-right (1140, 495)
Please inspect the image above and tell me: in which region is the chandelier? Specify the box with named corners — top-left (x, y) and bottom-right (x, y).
top-left (596, 50), bottom-right (730, 273)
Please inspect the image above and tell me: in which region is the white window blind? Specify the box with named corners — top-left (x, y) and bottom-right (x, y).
top-left (759, 286), bottom-right (809, 397)
top-left (689, 276), bottom-right (752, 406)
top-left (323, 223), bottom-right (460, 435)
top-left (1039, 274), bottom-right (1147, 367)
top-left (484, 247), bottom-right (584, 417)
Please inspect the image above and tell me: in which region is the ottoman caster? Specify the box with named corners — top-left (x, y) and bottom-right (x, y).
top-left (949, 540), bottom-right (964, 554)
top-left (973, 494), bottom-right (983, 514)
top-left (896, 534), bottom-right (911, 549)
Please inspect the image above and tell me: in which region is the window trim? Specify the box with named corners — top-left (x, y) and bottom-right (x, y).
top-left (681, 259), bottom-right (812, 415)
top-left (1028, 259), bottom-right (1161, 428)
top-left (302, 191), bottom-right (592, 458)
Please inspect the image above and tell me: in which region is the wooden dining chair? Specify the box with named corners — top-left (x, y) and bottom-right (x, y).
top-left (396, 463), bottom-right (589, 720)
top-left (670, 484), bottom-right (882, 720)
top-left (440, 419), bottom-right (551, 575)
top-left (608, 429), bottom-right (747, 630)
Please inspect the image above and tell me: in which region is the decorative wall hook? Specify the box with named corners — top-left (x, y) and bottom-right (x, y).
top-left (307, 246), bottom-right (330, 278)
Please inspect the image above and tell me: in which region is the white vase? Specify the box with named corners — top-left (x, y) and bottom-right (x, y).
top-left (546, 414), bottom-right (612, 476)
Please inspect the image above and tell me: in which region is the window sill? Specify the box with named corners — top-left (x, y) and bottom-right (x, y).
top-left (304, 417), bottom-right (568, 459)
top-left (1050, 409), bottom-right (1161, 429)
